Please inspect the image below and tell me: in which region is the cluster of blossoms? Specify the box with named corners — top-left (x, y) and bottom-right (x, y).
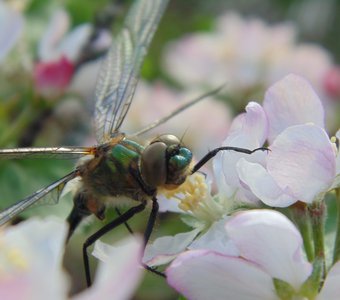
top-left (163, 12), bottom-right (340, 131)
top-left (144, 74), bottom-right (340, 299)
top-left (0, 2), bottom-right (111, 100)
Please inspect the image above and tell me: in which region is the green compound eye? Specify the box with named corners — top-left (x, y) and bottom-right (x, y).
top-left (169, 148), bottom-right (192, 170)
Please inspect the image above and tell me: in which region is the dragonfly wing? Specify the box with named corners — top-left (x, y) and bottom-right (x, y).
top-left (0, 146), bottom-right (93, 159)
top-left (131, 85), bottom-right (227, 137)
top-left (0, 171), bottom-right (77, 226)
top-left (94, 0), bottom-right (169, 143)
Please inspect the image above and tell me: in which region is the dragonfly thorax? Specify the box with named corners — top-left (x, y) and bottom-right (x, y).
top-left (79, 134), bottom-right (192, 206)
top-left (140, 134), bottom-right (193, 189)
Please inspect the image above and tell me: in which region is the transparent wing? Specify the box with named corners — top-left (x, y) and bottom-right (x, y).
top-left (0, 171), bottom-right (77, 226)
top-left (94, 0), bottom-right (169, 143)
top-left (0, 146), bottom-right (93, 160)
top-left (131, 85), bottom-right (226, 137)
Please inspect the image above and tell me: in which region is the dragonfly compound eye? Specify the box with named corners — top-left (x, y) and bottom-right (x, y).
top-left (141, 141), bottom-right (168, 187)
top-left (166, 146), bottom-right (192, 186)
top-left (150, 134), bottom-right (180, 146)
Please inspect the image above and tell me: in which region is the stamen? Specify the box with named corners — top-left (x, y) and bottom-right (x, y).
top-left (162, 173), bottom-right (208, 212)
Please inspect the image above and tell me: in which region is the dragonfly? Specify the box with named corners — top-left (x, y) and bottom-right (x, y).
top-left (0, 0), bottom-right (267, 286)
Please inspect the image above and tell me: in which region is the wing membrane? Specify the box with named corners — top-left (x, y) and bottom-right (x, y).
top-left (0, 171), bottom-right (77, 226)
top-left (131, 85), bottom-right (226, 137)
top-left (94, 0), bottom-right (169, 142)
top-left (0, 146), bottom-right (92, 159)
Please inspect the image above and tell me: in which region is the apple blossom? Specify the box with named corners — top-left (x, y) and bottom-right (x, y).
top-left (163, 12), bottom-right (335, 102)
top-left (166, 210), bottom-right (340, 300)
top-left (33, 8), bottom-right (111, 99)
top-left (235, 75), bottom-right (338, 207)
top-left (162, 12), bottom-right (340, 132)
top-left (0, 218), bottom-right (144, 300)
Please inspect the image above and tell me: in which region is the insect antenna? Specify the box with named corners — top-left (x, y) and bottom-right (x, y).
top-left (131, 83), bottom-right (226, 137)
top-left (179, 126), bottom-right (190, 145)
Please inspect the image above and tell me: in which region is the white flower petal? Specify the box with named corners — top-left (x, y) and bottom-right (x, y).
top-left (225, 210), bottom-right (312, 289)
top-left (189, 219), bottom-right (239, 256)
top-left (237, 158), bottom-right (296, 207)
top-left (0, 2), bottom-right (23, 62)
top-left (268, 124), bottom-right (336, 203)
top-left (75, 236), bottom-right (143, 300)
top-left (167, 250), bottom-right (279, 300)
top-left (263, 74), bottom-right (325, 142)
top-left (317, 261), bottom-right (340, 300)
top-left (59, 24), bottom-right (92, 61)
top-left (227, 102), bottom-right (268, 147)
top-left (38, 9), bottom-right (70, 61)
top-left (0, 218), bottom-right (69, 300)
top-left (157, 195), bottom-right (183, 213)
top-left (143, 228), bottom-right (201, 266)
top-left (213, 102), bottom-right (268, 204)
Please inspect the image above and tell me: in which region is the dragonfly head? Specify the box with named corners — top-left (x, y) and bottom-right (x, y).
top-left (140, 134), bottom-right (193, 189)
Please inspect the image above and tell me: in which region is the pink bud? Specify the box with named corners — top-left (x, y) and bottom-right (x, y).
top-left (33, 56), bottom-right (74, 99)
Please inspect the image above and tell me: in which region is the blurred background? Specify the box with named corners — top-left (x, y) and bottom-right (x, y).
top-left (1, 0), bottom-right (340, 299)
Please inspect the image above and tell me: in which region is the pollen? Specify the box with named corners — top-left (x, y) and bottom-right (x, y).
top-left (162, 173), bottom-right (208, 212)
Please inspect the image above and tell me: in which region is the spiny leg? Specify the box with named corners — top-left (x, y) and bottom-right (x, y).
top-left (192, 146), bottom-right (269, 174)
top-left (115, 207), bottom-right (134, 234)
top-left (141, 196), bottom-right (165, 278)
top-left (83, 201), bottom-right (146, 286)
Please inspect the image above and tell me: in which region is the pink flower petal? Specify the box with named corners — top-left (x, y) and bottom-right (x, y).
top-left (263, 74), bottom-right (325, 142)
top-left (33, 56), bottom-right (75, 98)
top-left (225, 210), bottom-right (312, 289)
top-left (323, 67), bottom-right (340, 99)
top-left (166, 250), bottom-right (278, 300)
top-left (268, 124), bottom-right (336, 203)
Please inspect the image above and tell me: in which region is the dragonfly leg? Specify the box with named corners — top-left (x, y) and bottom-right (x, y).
top-left (191, 146), bottom-right (269, 174)
top-left (83, 201), bottom-right (147, 287)
top-left (115, 207), bottom-right (134, 234)
top-left (141, 196), bottom-right (166, 278)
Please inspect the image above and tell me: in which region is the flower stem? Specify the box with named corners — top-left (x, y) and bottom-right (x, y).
top-left (291, 202), bottom-right (314, 262)
top-left (308, 201), bottom-right (326, 284)
top-left (333, 189), bottom-right (340, 264)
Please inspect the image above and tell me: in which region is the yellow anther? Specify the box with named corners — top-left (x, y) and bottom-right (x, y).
top-left (162, 173), bottom-right (209, 213)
